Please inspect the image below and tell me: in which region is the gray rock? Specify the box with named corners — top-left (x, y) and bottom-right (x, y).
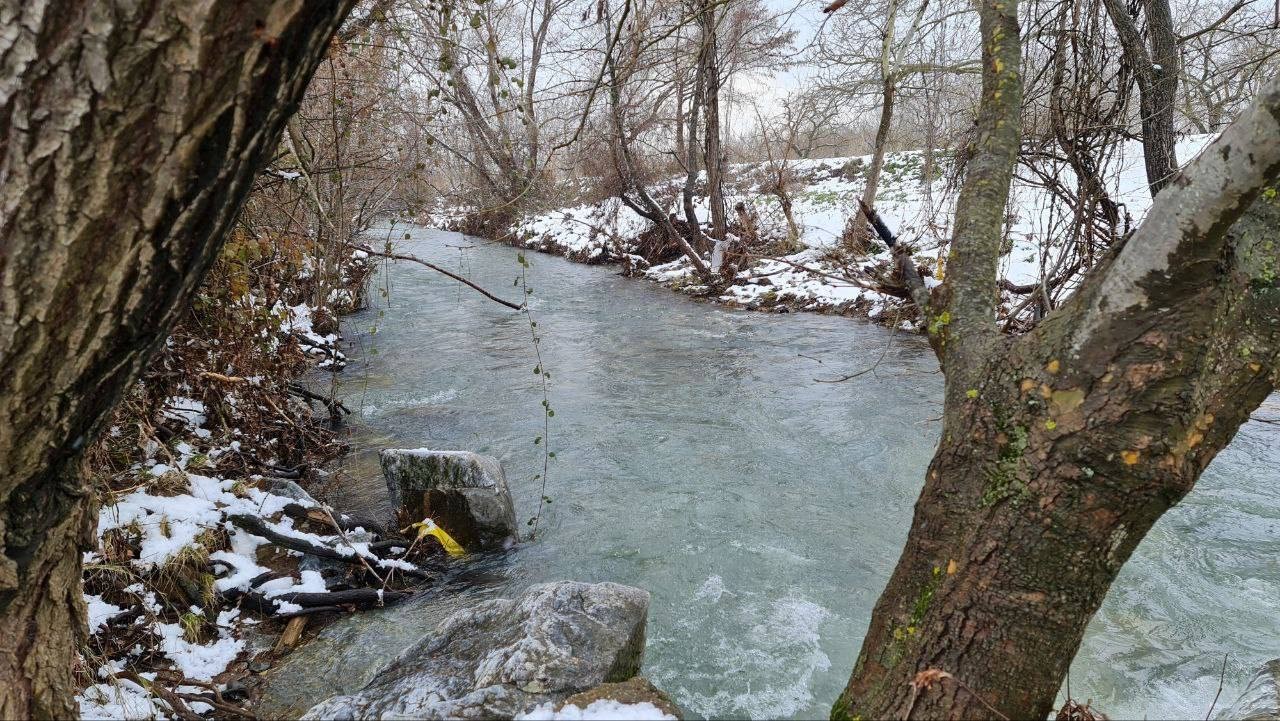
top-left (301, 581), bottom-right (650, 720)
top-left (1218, 660), bottom-right (1280, 720)
top-left (381, 449), bottom-right (518, 550)
top-left (264, 479), bottom-right (318, 505)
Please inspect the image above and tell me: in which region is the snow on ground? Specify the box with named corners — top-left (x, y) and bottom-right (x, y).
top-left (83, 464), bottom-right (391, 716)
top-left (279, 302), bottom-right (347, 369)
top-left (78, 677), bottom-right (168, 720)
top-left (508, 135), bottom-right (1217, 324)
top-left (79, 314), bottom-right (416, 718)
top-left (517, 700), bottom-right (679, 720)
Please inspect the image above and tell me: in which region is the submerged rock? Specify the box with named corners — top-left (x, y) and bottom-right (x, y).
top-left (302, 581), bottom-right (650, 720)
top-left (1218, 659), bottom-right (1280, 720)
top-left (381, 448), bottom-right (518, 550)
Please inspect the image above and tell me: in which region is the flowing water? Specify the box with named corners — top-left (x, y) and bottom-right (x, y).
top-left (301, 226), bottom-right (1280, 719)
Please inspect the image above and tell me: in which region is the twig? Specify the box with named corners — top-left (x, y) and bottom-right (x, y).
top-left (118, 671), bottom-right (202, 721)
top-left (816, 316), bottom-right (901, 383)
top-left (1206, 653), bottom-right (1229, 720)
top-left (168, 677), bottom-right (257, 720)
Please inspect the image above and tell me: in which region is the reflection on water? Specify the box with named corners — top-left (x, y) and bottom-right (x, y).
top-left (307, 226), bottom-right (1280, 720)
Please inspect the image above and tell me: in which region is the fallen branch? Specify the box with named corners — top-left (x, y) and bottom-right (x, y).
top-left (226, 513), bottom-right (428, 580)
top-left (859, 199), bottom-right (931, 311)
top-left (350, 243), bottom-right (523, 310)
top-left (229, 587), bottom-right (412, 616)
top-left (286, 382), bottom-right (351, 418)
top-left (227, 513), bottom-right (352, 562)
top-left (118, 671), bottom-right (202, 721)
top-left (166, 677), bottom-right (257, 720)
top-left (200, 372), bottom-right (249, 384)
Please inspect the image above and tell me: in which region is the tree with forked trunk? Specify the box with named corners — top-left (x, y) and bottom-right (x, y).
top-left (0, 2), bottom-right (355, 716)
top-left (1101, 0), bottom-right (1180, 196)
top-left (833, 0), bottom-right (1280, 716)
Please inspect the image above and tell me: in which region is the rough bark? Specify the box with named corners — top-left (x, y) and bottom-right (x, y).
top-left (837, 1), bottom-right (1280, 718)
top-left (0, 2), bottom-right (354, 717)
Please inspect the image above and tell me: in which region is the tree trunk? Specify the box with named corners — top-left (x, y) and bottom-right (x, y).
top-left (700, 3), bottom-right (728, 245)
top-left (1102, 0), bottom-right (1179, 195)
top-left (834, 0), bottom-right (1280, 713)
top-left (684, 33), bottom-right (708, 254)
top-left (0, 2), bottom-right (353, 716)
top-left (850, 78), bottom-right (897, 247)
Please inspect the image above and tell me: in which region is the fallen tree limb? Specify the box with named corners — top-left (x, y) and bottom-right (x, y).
top-left (286, 382), bottom-right (351, 417)
top-left (227, 513), bottom-right (351, 561)
top-left (118, 671), bottom-right (203, 721)
top-left (274, 605), bottom-right (345, 619)
top-left (228, 587), bottom-right (412, 616)
top-left (226, 513), bottom-right (429, 579)
top-left (349, 243), bottom-right (523, 310)
top-left (168, 678), bottom-right (257, 720)
top-left (859, 199), bottom-right (931, 311)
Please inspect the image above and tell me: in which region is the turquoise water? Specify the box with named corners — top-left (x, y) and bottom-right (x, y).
top-left (317, 225), bottom-right (1280, 719)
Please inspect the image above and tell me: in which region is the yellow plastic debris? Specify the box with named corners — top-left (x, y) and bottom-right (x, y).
top-left (411, 518), bottom-right (466, 557)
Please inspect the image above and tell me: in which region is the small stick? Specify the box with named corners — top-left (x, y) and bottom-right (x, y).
top-left (273, 616), bottom-right (308, 654)
top-left (1206, 653), bottom-right (1229, 720)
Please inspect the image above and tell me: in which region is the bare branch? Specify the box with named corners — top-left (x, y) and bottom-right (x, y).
top-left (349, 244), bottom-right (524, 310)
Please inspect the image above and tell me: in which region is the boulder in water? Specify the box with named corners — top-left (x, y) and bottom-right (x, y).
top-left (381, 448), bottom-right (518, 550)
top-left (301, 580), bottom-right (650, 720)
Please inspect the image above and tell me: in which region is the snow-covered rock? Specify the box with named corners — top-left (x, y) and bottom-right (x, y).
top-left (549, 676), bottom-right (682, 719)
top-left (381, 448), bottom-right (518, 550)
top-left (302, 581), bottom-right (651, 720)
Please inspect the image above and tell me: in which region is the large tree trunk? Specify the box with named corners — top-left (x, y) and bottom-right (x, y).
top-left (834, 0), bottom-right (1280, 716)
top-left (0, 2), bottom-right (353, 716)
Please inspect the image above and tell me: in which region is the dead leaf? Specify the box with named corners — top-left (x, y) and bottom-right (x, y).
top-left (911, 668), bottom-right (953, 691)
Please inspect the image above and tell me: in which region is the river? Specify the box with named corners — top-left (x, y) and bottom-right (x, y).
top-left (306, 226), bottom-right (1280, 719)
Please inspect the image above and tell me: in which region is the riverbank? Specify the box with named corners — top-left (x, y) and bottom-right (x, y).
top-left (434, 137), bottom-right (1215, 330)
top-left (76, 233), bottom-right (438, 719)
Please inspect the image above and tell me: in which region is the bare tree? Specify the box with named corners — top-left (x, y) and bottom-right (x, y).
top-left (815, 0), bottom-right (979, 247)
top-left (1101, 0), bottom-right (1181, 193)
